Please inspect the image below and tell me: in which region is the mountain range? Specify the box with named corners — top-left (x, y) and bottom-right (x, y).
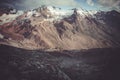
top-left (0, 6), bottom-right (120, 50)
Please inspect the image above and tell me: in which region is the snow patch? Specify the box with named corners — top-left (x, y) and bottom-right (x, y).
top-left (0, 34), bottom-right (4, 39)
top-left (47, 6), bottom-right (72, 20)
top-left (0, 11), bottom-right (23, 25)
top-left (77, 8), bottom-right (97, 18)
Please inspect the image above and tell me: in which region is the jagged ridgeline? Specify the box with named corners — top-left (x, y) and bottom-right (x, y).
top-left (0, 6), bottom-right (120, 50)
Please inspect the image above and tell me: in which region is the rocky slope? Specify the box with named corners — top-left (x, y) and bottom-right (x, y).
top-left (0, 6), bottom-right (120, 50)
top-left (0, 44), bottom-right (120, 80)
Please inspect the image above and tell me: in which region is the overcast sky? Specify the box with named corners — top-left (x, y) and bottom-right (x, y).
top-left (0, 0), bottom-right (120, 11)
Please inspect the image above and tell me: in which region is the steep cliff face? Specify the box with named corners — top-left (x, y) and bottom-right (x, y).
top-left (0, 6), bottom-right (120, 50)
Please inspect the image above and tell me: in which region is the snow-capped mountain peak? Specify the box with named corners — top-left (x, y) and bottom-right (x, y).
top-left (0, 5), bottom-right (120, 50)
top-left (0, 6), bottom-right (98, 25)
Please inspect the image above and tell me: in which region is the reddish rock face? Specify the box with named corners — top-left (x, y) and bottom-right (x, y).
top-left (0, 19), bottom-right (34, 40)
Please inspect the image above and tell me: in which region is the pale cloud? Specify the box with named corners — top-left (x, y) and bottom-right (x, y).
top-left (97, 0), bottom-right (120, 10)
top-left (18, 0), bottom-right (80, 9)
top-left (86, 0), bottom-right (94, 6)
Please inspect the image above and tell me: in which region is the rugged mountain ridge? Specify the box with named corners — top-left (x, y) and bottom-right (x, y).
top-left (0, 6), bottom-right (120, 50)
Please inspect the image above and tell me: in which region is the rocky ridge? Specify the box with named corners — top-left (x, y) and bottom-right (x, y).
top-left (0, 6), bottom-right (120, 50)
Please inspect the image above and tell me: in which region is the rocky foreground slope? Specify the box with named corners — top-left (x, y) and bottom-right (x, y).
top-left (0, 6), bottom-right (120, 50)
top-left (0, 44), bottom-right (120, 80)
